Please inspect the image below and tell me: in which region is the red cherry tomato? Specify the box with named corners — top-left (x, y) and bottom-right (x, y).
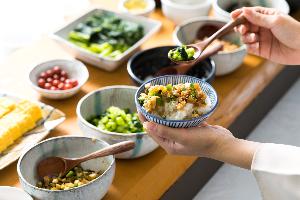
top-left (57, 82), bottom-right (65, 90)
top-left (46, 77), bottom-right (53, 83)
top-left (44, 82), bottom-right (52, 89)
top-left (60, 77), bottom-right (66, 82)
top-left (53, 66), bottom-right (61, 74)
top-left (38, 78), bottom-right (46, 88)
top-left (39, 72), bottom-right (47, 79)
top-left (71, 79), bottom-right (78, 87)
top-left (63, 83), bottom-right (73, 90)
top-left (60, 70), bottom-right (68, 78)
top-left (53, 74), bottom-right (59, 80)
top-left (50, 86), bottom-right (57, 90)
top-left (52, 79), bottom-right (60, 86)
top-left (65, 79), bottom-right (71, 84)
top-left (46, 69), bottom-right (54, 77)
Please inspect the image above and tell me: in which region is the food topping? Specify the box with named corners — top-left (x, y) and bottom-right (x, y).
top-left (138, 83), bottom-right (211, 120)
top-left (88, 106), bottom-right (144, 133)
top-left (36, 166), bottom-right (102, 190)
top-left (68, 13), bottom-right (144, 59)
top-left (168, 45), bottom-right (195, 61)
top-left (37, 66), bottom-right (78, 91)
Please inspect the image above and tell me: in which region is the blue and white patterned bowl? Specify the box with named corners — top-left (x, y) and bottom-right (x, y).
top-left (76, 86), bottom-right (158, 159)
top-left (17, 136), bottom-right (115, 200)
top-left (135, 75), bottom-right (218, 128)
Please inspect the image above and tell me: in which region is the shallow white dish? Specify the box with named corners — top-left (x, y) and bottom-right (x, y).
top-left (161, 0), bottom-right (211, 24)
top-left (0, 186), bottom-right (33, 200)
top-left (118, 0), bottom-right (156, 17)
top-left (76, 85), bottom-right (158, 159)
top-left (0, 92), bottom-right (65, 170)
top-left (173, 17), bottom-right (247, 76)
top-left (28, 59), bottom-right (89, 99)
top-left (52, 8), bottom-right (161, 71)
top-left (213, 0), bottom-right (290, 21)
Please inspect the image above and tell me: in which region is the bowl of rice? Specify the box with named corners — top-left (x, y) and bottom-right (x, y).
top-left (135, 75), bottom-right (218, 128)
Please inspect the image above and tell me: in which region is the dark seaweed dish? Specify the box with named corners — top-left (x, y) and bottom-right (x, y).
top-left (69, 12), bottom-right (144, 59)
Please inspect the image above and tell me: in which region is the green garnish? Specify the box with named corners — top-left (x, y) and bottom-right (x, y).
top-left (168, 45), bottom-right (195, 61)
top-left (88, 106), bottom-right (144, 133)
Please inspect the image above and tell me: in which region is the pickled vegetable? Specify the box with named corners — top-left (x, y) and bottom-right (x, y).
top-left (36, 166), bottom-right (102, 190)
top-left (88, 106), bottom-right (144, 133)
top-left (68, 12), bottom-right (144, 59)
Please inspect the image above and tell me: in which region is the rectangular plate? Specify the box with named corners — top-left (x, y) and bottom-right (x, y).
top-left (0, 93), bottom-right (65, 170)
top-left (52, 8), bottom-right (161, 71)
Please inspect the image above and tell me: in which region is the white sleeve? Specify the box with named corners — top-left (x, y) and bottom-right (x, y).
top-left (251, 143), bottom-right (300, 200)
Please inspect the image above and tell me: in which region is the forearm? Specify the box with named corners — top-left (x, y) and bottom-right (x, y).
top-left (209, 136), bottom-right (261, 169)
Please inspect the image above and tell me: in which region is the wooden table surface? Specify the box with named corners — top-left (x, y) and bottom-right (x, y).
top-left (0, 1), bottom-right (284, 200)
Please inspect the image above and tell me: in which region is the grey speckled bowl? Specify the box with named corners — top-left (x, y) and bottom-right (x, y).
top-left (17, 136), bottom-right (115, 200)
top-left (76, 86), bottom-right (158, 159)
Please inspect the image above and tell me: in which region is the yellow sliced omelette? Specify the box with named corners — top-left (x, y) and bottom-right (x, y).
top-left (0, 98), bottom-right (42, 153)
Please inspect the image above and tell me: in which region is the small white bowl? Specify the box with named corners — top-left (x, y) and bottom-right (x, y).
top-left (161, 0), bottom-right (211, 24)
top-left (29, 59), bottom-right (89, 99)
top-left (173, 17), bottom-right (247, 76)
top-left (213, 0), bottom-right (290, 21)
top-left (118, 0), bottom-right (156, 17)
top-left (0, 186), bottom-right (33, 200)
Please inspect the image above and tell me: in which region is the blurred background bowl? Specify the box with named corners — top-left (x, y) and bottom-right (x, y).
top-left (135, 75), bottom-right (218, 128)
top-left (28, 59), bottom-right (89, 99)
top-left (213, 0), bottom-right (290, 21)
top-left (17, 136), bottom-right (115, 200)
top-left (76, 86), bottom-right (158, 159)
top-left (127, 46), bottom-right (216, 86)
top-left (173, 17), bottom-right (247, 76)
top-left (118, 0), bottom-right (156, 17)
top-left (161, 0), bottom-right (212, 24)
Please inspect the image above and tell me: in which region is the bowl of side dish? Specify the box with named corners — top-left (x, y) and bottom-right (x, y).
top-left (28, 59), bottom-right (89, 99)
top-left (213, 0), bottom-right (289, 21)
top-left (135, 75), bottom-right (218, 128)
top-left (17, 136), bottom-right (115, 200)
top-left (52, 8), bottom-right (161, 71)
top-left (127, 46), bottom-right (216, 86)
top-left (173, 17), bottom-right (247, 76)
top-left (76, 86), bottom-right (158, 159)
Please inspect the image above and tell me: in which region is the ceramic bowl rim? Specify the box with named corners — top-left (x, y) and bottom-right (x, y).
top-left (135, 75), bottom-right (218, 123)
top-left (212, 0), bottom-right (290, 17)
top-left (17, 136), bottom-right (115, 193)
top-left (127, 45), bottom-right (216, 85)
top-left (161, 0), bottom-right (212, 10)
top-left (76, 85), bottom-right (147, 137)
top-left (173, 16), bottom-right (247, 55)
top-left (28, 59), bottom-right (89, 94)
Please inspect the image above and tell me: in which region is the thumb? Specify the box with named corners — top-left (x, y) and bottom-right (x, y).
top-left (243, 7), bottom-right (276, 29)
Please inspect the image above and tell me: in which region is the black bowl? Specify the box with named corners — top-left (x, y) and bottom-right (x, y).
top-left (127, 46), bottom-right (216, 86)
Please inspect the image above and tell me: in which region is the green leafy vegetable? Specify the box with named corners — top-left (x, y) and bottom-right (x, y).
top-left (68, 12), bottom-right (144, 59)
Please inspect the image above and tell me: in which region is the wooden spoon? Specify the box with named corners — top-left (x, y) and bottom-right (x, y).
top-left (168, 16), bottom-right (247, 64)
top-left (37, 141), bottom-right (135, 179)
top-left (156, 43), bottom-right (223, 76)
